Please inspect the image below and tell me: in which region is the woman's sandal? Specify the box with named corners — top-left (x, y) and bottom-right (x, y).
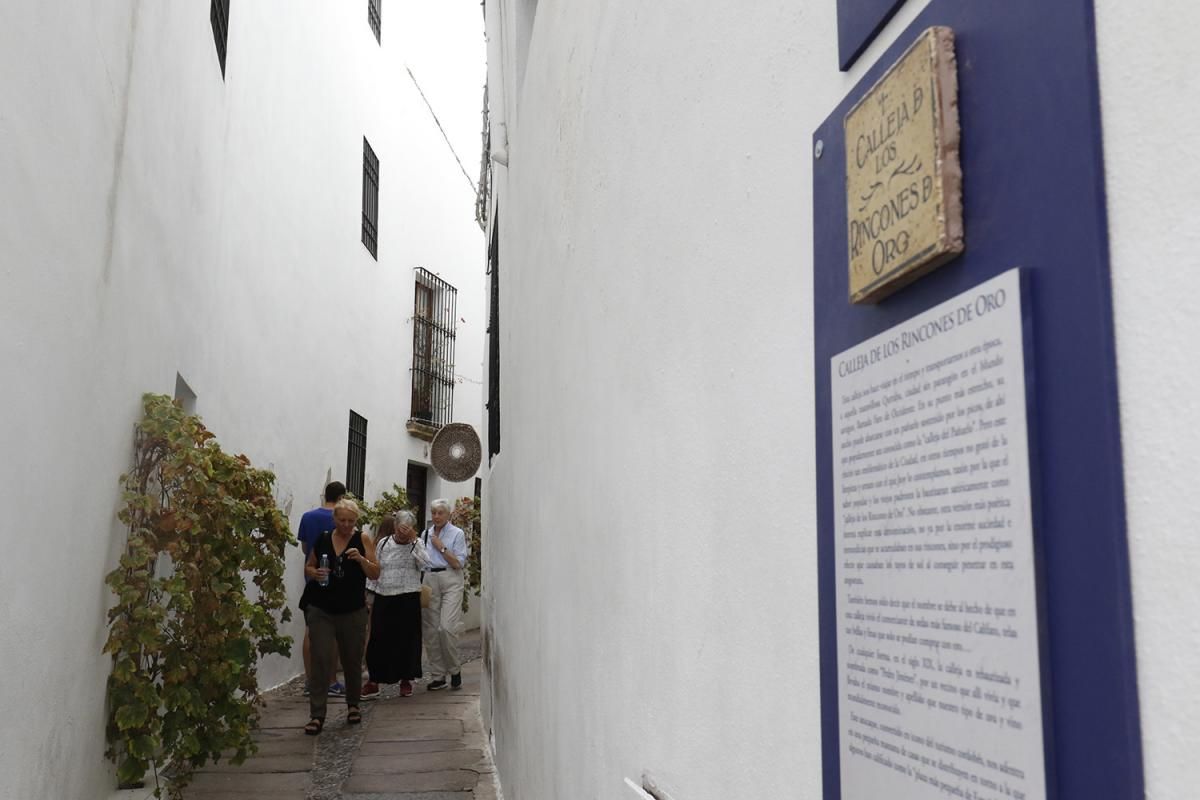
top-left (303, 718), bottom-right (324, 736)
top-left (347, 706), bottom-right (362, 725)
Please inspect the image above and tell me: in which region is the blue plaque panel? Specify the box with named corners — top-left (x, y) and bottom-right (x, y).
top-left (813, 2), bottom-right (1144, 799)
top-left (837, 0), bottom-right (909, 71)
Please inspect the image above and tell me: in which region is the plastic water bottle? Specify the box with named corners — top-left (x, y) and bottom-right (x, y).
top-left (318, 554), bottom-right (330, 587)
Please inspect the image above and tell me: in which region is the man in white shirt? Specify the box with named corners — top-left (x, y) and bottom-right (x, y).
top-left (421, 498), bottom-right (470, 690)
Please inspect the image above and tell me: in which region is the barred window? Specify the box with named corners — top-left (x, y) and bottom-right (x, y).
top-left (347, 411), bottom-right (368, 500)
top-left (210, 0), bottom-right (230, 78)
top-left (411, 268), bottom-right (457, 429)
top-left (361, 138), bottom-right (379, 259)
top-left (368, 0), bottom-right (382, 43)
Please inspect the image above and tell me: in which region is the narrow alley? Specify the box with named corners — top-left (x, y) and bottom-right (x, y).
top-left (177, 632), bottom-right (496, 800)
top-left (5, 1), bottom-right (1199, 798)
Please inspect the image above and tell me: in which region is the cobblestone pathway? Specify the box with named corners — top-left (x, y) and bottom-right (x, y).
top-left (181, 631), bottom-right (497, 800)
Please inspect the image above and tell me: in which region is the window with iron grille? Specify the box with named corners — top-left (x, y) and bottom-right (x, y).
top-left (210, 0), bottom-right (230, 78)
top-left (361, 138), bottom-right (379, 259)
top-left (368, 0), bottom-right (382, 43)
top-left (411, 268), bottom-right (457, 429)
top-left (486, 223), bottom-right (501, 459)
top-left (347, 411), bottom-right (368, 500)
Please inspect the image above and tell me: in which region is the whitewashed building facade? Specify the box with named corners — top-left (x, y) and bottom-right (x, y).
top-left (0, 2), bottom-right (483, 797)
top-left (479, 1), bottom-right (1200, 799)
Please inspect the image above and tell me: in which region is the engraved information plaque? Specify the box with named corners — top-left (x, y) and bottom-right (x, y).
top-left (845, 27), bottom-right (964, 304)
top-left (832, 269), bottom-right (1046, 800)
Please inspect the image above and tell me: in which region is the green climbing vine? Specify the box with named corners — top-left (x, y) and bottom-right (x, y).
top-left (103, 394), bottom-right (293, 799)
top-left (452, 496), bottom-right (483, 610)
top-left (356, 483), bottom-right (413, 530)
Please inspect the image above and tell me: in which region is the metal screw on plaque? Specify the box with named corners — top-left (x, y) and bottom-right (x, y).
top-left (814, 139), bottom-right (824, 159)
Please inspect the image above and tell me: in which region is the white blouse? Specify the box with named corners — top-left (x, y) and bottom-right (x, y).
top-left (366, 536), bottom-right (432, 596)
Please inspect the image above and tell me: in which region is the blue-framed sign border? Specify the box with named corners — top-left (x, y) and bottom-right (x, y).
top-left (812, 2), bottom-right (1145, 799)
top-left (837, 0), bottom-right (909, 71)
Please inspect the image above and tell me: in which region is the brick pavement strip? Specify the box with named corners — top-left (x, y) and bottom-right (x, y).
top-left (365, 719), bottom-right (465, 742)
top-left (472, 779), bottom-right (500, 800)
top-left (357, 740), bottom-right (467, 757)
top-left (256, 699), bottom-right (325, 728)
top-left (195, 752), bottom-right (316, 773)
top-left (185, 770), bottom-right (312, 795)
top-left (353, 750), bottom-right (484, 774)
top-left (370, 704), bottom-right (476, 720)
top-left (344, 769), bottom-right (479, 793)
top-left (342, 794), bottom-right (472, 800)
top-left (195, 726), bottom-right (318, 765)
top-left (224, 736), bottom-right (320, 757)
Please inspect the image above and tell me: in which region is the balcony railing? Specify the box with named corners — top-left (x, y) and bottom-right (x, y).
top-left (410, 267), bottom-right (457, 431)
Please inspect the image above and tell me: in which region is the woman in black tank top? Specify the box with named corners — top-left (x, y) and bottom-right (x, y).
top-left (308, 528), bottom-right (371, 612)
top-left (301, 498), bottom-right (379, 734)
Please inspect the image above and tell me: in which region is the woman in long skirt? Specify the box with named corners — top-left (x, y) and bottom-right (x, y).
top-left (365, 510), bottom-right (431, 696)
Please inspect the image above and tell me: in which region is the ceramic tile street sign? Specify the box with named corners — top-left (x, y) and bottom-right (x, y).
top-left (845, 27), bottom-right (963, 304)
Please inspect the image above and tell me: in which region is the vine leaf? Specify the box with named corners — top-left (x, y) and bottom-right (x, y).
top-left (104, 394), bottom-right (294, 799)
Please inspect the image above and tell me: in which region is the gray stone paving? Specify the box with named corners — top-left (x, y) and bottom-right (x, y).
top-left (182, 630), bottom-right (497, 800)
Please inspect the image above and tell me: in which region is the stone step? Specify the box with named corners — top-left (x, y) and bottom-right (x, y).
top-left (344, 768), bottom-right (479, 794)
top-left (352, 749), bottom-right (485, 774)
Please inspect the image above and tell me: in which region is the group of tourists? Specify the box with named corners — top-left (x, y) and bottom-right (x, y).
top-left (296, 481), bottom-right (469, 736)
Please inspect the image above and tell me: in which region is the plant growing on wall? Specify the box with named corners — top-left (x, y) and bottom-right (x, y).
top-left (452, 496), bottom-right (482, 609)
top-left (103, 394), bottom-right (293, 799)
top-left (356, 483), bottom-right (414, 531)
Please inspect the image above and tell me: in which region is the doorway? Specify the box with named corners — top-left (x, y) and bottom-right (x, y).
top-left (406, 463), bottom-right (429, 530)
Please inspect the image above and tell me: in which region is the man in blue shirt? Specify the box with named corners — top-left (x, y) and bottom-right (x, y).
top-left (421, 498), bottom-right (470, 690)
top-left (298, 481), bottom-right (345, 695)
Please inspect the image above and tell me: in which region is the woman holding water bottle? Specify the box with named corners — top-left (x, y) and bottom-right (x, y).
top-left (299, 497), bottom-right (379, 735)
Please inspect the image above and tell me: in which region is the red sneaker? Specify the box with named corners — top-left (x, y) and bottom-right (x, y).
top-left (361, 681), bottom-right (380, 700)
top-left (400, 680), bottom-right (413, 697)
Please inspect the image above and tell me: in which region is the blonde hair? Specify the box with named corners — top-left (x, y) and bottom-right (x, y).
top-left (333, 497), bottom-right (361, 518)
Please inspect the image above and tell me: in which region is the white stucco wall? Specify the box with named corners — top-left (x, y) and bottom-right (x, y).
top-left (0, 2), bottom-right (483, 797)
top-left (1095, 2), bottom-right (1200, 797)
top-left (480, 1), bottom-right (1199, 799)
